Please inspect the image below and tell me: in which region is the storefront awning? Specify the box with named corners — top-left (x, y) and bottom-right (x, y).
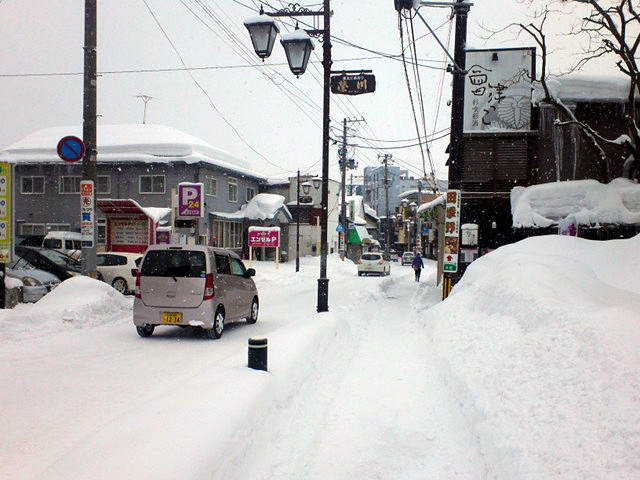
top-left (348, 225), bottom-right (372, 244)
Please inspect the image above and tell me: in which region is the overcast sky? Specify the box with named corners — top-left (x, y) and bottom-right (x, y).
top-left (0, 0), bottom-right (611, 181)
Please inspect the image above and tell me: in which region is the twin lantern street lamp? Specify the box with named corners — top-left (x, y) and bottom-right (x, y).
top-left (244, 14), bottom-right (315, 77)
top-left (244, 2), bottom-right (331, 313)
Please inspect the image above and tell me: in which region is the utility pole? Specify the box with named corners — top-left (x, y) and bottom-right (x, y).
top-left (442, 0), bottom-right (469, 299)
top-left (380, 153), bottom-right (392, 260)
top-left (82, 0), bottom-right (98, 278)
top-left (417, 180), bottom-right (423, 255)
top-left (339, 118), bottom-right (363, 261)
top-left (296, 170), bottom-right (300, 272)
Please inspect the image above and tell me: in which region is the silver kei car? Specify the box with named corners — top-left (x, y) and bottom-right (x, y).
top-left (133, 245), bottom-right (259, 339)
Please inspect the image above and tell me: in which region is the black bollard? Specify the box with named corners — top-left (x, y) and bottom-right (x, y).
top-left (248, 337), bottom-right (268, 371)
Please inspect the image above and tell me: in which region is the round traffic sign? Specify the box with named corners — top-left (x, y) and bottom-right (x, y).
top-left (57, 136), bottom-right (85, 162)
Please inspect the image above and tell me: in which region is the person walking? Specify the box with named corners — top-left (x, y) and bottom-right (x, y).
top-left (411, 253), bottom-right (424, 282)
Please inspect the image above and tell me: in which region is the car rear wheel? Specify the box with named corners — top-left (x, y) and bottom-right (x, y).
top-left (112, 277), bottom-right (128, 294)
top-left (205, 308), bottom-right (225, 339)
top-left (246, 297), bottom-right (259, 324)
top-left (136, 324), bottom-right (154, 337)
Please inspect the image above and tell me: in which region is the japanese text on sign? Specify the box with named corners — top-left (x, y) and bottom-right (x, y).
top-left (464, 48), bottom-right (534, 132)
top-left (443, 189), bottom-right (461, 273)
top-left (248, 228), bottom-right (280, 248)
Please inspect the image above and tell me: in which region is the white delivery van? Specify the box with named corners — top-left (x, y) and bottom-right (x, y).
top-left (42, 231), bottom-right (83, 259)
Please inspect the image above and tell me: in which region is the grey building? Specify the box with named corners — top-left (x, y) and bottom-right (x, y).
top-left (363, 165), bottom-right (425, 217)
top-left (0, 124), bottom-right (268, 251)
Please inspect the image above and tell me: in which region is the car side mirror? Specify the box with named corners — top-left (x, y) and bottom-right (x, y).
top-left (245, 268), bottom-right (256, 277)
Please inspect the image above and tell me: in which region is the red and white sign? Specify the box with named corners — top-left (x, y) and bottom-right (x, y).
top-left (80, 180), bottom-right (94, 247)
top-left (248, 227), bottom-right (280, 248)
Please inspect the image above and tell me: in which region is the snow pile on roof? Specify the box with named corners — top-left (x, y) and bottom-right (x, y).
top-left (417, 193), bottom-right (446, 214)
top-left (363, 203), bottom-right (378, 221)
top-left (511, 178), bottom-right (640, 228)
top-left (0, 124), bottom-right (266, 180)
top-left (213, 193), bottom-right (289, 220)
top-left (345, 195), bottom-right (376, 225)
top-left (534, 73), bottom-right (635, 103)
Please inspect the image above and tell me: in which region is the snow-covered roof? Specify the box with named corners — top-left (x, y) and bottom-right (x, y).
top-left (511, 178), bottom-right (640, 228)
top-left (212, 193), bottom-right (291, 221)
top-left (534, 74), bottom-right (637, 103)
top-left (417, 194), bottom-right (446, 214)
top-left (97, 198), bottom-right (171, 224)
top-left (0, 124), bottom-right (267, 180)
top-left (345, 195), bottom-right (379, 225)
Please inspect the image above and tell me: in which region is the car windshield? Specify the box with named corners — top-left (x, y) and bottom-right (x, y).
top-left (38, 248), bottom-right (80, 266)
top-left (361, 253), bottom-right (381, 261)
top-left (8, 258), bottom-right (35, 270)
top-left (140, 250), bottom-right (206, 278)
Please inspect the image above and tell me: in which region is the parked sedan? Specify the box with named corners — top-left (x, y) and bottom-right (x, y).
top-left (357, 252), bottom-right (390, 276)
top-left (97, 252), bottom-right (143, 294)
top-left (401, 251), bottom-right (415, 265)
top-left (14, 245), bottom-right (82, 281)
top-left (6, 258), bottom-right (61, 302)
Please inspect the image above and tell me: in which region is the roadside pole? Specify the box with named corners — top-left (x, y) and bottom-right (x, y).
top-left (82, 0), bottom-right (98, 278)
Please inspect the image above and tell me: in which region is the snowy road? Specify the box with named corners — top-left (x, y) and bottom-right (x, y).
top-left (0, 257), bottom-right (482, 479)
top-left (3, 235), bottom-right (640, 479)
top-left (235, 268), bottom-right (484, 479)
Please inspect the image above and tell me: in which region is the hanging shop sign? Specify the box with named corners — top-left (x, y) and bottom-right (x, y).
top-left (464, 47), bottom-right (535, 132)
top-left (330, 72), bottom-right (376, 95)
top-left (443, 189), bottom-right (461, 273)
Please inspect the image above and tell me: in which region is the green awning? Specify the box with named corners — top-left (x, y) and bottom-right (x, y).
top-left (348, 225), bottom-right (372, 244)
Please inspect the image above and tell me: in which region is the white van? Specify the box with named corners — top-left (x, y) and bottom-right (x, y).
top-left (42, 231), bottom-right (83, 259)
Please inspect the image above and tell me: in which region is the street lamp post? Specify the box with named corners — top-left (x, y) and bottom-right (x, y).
top-left (244, 1), bottom-right (331, 312)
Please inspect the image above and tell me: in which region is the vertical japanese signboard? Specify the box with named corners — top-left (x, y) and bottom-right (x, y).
top-left (0, 163), bottom-right (10, 262)
top-left (178, 182), bottom-right (204, 217)
top-left (464, 48), bottom-right (534, 132)
top-left (443, 189), bottom-right (461, 273)
top-left (80, 180), bottom-right (94, 248)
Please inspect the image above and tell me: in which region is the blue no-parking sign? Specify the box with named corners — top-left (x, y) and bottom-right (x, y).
top-left (57, 136), bottom-right (85, 162)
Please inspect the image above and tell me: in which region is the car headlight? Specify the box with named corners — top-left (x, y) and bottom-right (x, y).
top-left (21, 276), bottom-right (43, 287)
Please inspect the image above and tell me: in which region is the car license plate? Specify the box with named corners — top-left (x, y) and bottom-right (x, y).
top-left (162, 312), bottom-right (182, 324)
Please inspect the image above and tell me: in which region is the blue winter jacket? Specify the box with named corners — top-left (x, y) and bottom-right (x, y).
top-left (411, 255), bottom-right (424, 269)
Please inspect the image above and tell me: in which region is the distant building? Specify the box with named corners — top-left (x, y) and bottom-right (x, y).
top-left (0, 124), bottom-right (268, 253)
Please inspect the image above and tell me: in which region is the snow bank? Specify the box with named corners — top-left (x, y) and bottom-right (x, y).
top-left (428, 234), bottom-right (640, 479)
top-left (511, 178), bottom-right (640, 227)
top-left (0, 276), bottom-right (132, 341)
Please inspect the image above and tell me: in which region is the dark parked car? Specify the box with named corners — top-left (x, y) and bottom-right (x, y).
top-left (14, 245), bottom-right (83, 281)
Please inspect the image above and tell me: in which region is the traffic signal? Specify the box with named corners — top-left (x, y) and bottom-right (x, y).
top-left (394, 0), bottom-right (414, 11)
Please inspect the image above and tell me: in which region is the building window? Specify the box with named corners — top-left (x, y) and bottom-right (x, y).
top-left (97, 175), bottom-right (111, 194)
top-left (139, 175), bottom-right (165, 194)
top-left (211, 220), bottom-right (242, 249)
top-left (46, 223), bottom-right (71, 232)
top-left (21, 176), bottom-right (44, 194)
top-left (59, 176), bottom-right (81, 194)
top-left (228, 177), bottom-right (238, 203)
top-left (20, 223), bottom-right (46, 235)
top-left (97, 218), bottom-right (107, 245)
top-left (205, 176), bottom-right (217, 197)
top-left (246, 187), bottom-right (256, 202)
